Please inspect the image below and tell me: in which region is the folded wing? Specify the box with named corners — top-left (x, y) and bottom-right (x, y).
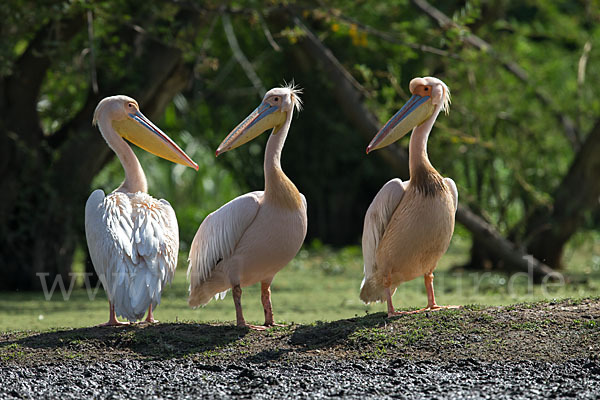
top-left (85, 190), bottom-right (178, 321)
top-left (360, 179), bottom-right (406, 302)
top-left (187, 191), bottom-right (262, 304)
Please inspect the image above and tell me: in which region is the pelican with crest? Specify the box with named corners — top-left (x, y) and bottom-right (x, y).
top-left (86, 95), bottom-right (198, 325)
top-left (187, 85), bottom-right (306, 330)
top-left (360, 77), bottom-right (458, 316)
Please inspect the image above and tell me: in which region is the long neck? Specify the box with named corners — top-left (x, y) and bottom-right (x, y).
top-left (409, 106), bottom-right (442, 175)
top-left (98, 116), bottom-right (147, 193)
top-left (263, 111), bottom-right (302, 209)
top-left (408, 106), bottom-right (446, 195)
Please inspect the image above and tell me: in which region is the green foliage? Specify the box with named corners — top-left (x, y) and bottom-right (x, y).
top-left (2, 0), bottom-right (599, 284)
top-left (2, 239), bottom-right (599, 331)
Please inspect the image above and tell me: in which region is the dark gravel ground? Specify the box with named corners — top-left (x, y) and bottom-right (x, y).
top-left (1, 357), bottom-right (599, 399)
top-left (2, 299), bottom-right (599, 399)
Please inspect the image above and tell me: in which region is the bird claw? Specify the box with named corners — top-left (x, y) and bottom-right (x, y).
top-left (238, 322), bottom-right (286, 331)
top-left (387, 310), bottom-right (415, 317)
top-left (246, 324), bottom-right (269, 331)
top-left (388, 305), bottom-right (460, 317)
top-left (263, 321), bottom-right (287, 328)
top-left (98, 320), bottom-right (129, 327)
top-left (417, 305), bottom-right (461, 313)
top-left (268, 322), bottom-right (287, 328)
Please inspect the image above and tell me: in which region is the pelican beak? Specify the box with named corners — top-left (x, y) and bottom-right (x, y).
top-left (366, 94), bottom-right (435, 154)
top-left (112, 110), bottom-right (199, 170)
top-left (216, 101), bottom-right (286, 156)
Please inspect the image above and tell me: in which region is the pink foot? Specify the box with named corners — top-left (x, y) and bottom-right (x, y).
top-left (237, 322), bottom-right (284, 331)
top-left (141, 305), bottom-right (157, 323)
top-left (388, 310), bottom-right (416, 317)
top-left (415, 304), bottom-right (461, 313)
top-left (266, 322), bottom-right (287, 328)
top-left (98, 303), bottom-right (129, 326)
top-left (246, 324), bottom-right (269, 331)
top-left (98, 320), bottom-right (129, 327)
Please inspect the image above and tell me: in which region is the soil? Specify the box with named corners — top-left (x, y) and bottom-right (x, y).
top-left (1, 298), bottom-right (599, 398)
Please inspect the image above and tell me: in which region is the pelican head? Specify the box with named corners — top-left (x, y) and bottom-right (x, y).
top-left (216, 84), bottom-right (303, 156)
top-left (366, 77), bottom-right (450, 154)
top-left (93, 95), bottom-right (198, 170)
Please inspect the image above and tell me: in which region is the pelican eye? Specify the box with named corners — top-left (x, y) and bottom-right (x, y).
top-left (273, 97), bottom-right (280, 102)
top-left (424, 87), bottom-right (429, 91)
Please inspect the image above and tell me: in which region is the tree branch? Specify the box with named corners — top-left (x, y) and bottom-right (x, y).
top-left (294, 12), bottom-right (557, 278)
top-left (294, 15), bottom-right (409, 177)
top-left (51, 36), bottom-right (192, 196)
top-left (411, 0), bottom-right (581, 151)
top-left (5, 14), bottom-right (85, 146)
top-left (86, 10), bottom-right (99, 94)
top-left (258, 11), bottom-right (281, 52)
top-left (526, 117), bottom-right (600, 267)
top-left (458, 205), bottom-right (557, 278)
top-left (577, 41), bottom-right (592, 138)
top-left (222, 13), bottom-right (266, 97)
top-left (322, 7), bottom-right (459, 59)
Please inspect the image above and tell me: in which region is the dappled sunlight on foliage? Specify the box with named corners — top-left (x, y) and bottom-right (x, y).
top-left (1, 0), bottom-right (599, 290)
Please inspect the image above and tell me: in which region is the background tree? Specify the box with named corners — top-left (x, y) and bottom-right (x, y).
top-left (1, 0), bottom-right (598, 290)
top-left (0, 1), bottom-right (202, 289)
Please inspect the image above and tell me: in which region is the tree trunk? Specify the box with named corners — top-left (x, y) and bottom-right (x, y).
top-left (413, 0), bottom-right (600, 269)
top-left (293, 12), bottom-right (557, 279)
top-left (525, 119), bottom-right (600, 267)
top-left (0, 18), bottom-right (193, 290)
top-left (0, 15), bottom-right (85, 290)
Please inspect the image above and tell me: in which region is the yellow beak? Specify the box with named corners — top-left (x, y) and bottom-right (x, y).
top-left (216, 101), bottom-right (286, 156)
top-left (112, 110), bottom-right (198, 170)
top-left (367, 94), bottom-right (434, 153)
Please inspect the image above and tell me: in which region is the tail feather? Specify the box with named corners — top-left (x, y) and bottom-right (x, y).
top-left (188, 270), bottom-right (229, 307)
top-left (359, 275), bottom-right (387, 304)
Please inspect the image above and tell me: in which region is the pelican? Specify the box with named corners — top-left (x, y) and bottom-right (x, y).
top-left (360, 77), bottom-right (458, 316)
top-left (85, 95), bottom-right (198, 325)
top-left (187, 85), bottom-right (306, 330)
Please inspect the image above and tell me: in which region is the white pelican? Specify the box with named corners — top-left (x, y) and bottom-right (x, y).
top-left (85, 95), bottom-right (198, 326)
top-left (360, 77), bottom-right (458, 316)
top-left (188, 85), bottom-right (306, 330)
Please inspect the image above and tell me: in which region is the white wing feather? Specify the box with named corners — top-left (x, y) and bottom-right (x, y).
top-left (361, 179), bottom-right (406, 284)
top-left (444, 177), bottom-right (459, 212)
top-left (85, 190), bottom-right (178, 321)
top-left (187, 191), bottom-right (262, 294)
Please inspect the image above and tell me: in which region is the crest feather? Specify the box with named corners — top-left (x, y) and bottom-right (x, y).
top-left (440, 82), bottom-right (451, 115)
top-left (282, 80), bottom-right (303, 113)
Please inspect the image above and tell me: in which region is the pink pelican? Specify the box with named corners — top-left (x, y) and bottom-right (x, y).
top-left (360, 77), bottom-right (458, 316)
top-left (85, 95), bottom-right (198, 326)
top-left (188, 85), bottom-right (306, 330)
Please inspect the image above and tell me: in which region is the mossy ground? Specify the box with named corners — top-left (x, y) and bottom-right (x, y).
top-left (1, 237), bottom-right (599, 330)
top-left (2, 298), bottom-right (598, 366)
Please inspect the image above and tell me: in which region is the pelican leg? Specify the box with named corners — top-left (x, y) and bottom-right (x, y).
top-left (233, 285), bottom-right (247, 327)
top-left (232, 285), bottom-right (265, 330)
top-left (416, 273), bottom-right (459, 312)
top-left (99, 303), bottom-right (128, 326)
top-left (261, 280), bottom-right (285, 327)
top-left (386, 287), bottom-right (412, 317)
top-left (261, 281), bottom-right (274, 325)
top-left (386, 287), bottom-right (396, 316)
top-left (424, 273), bottom-right (440, 309)
top-left (144, 304), bottom-right (157, 323)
